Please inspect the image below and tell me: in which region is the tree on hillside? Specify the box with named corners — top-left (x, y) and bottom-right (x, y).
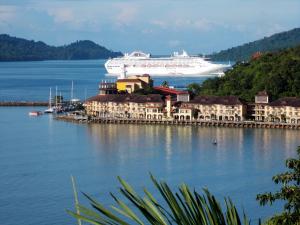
top-left (161, 80), bottom-right (169, 87)
top-left (187, 83), bottom-right (202, 95)
top-left (199, 45), bottom-right (300, 102)
top-left (257, 147), bottom-right (300, 225)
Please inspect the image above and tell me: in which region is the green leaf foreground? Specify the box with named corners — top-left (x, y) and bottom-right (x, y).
top-left (68, 147), bottom-right (300, 225)
top-left (68, 174), bottom-right (252, 225)
top-left (256, 147), bottom-right (300, 225)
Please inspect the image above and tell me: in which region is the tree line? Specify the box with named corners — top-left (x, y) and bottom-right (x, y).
top-left (189, 44), bottom-right (300, 102)
top-left (209, 28), bottom-right (300, 61)
top-left (0, 34), bottom-right (122, 61)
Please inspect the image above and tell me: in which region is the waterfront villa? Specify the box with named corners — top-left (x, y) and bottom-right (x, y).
top-left (85, 91), bottom-right (247, 122)
top-left (252, 91), bottom-right (300, 124)
top-left (84, 77), bottom-right (300, 125)
top-left (116, 74), bottom-right (153, 93)
top-left (175, 96), bottom-right (247, 121)
top-left (85, 94), bottom-right (164, 119)
top-left (153, 86), bottom-right (190, 102)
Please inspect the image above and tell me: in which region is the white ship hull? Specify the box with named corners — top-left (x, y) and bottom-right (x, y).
top-left (105, 64), bottom-right (227, 76)
top-left (104, 51), bottom-right (230, 77)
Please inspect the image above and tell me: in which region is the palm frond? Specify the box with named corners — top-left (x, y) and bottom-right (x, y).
top-left (68, 175), bottom-right (253, 225)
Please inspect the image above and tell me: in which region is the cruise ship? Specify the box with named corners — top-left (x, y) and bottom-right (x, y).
top-left (104, 50), bottom-right (230, 77)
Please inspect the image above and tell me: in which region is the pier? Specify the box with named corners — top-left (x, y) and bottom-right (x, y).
top-left (0, 101), bottom-right (48, 106)
top-left (55, 115), bottom-right (300, 130)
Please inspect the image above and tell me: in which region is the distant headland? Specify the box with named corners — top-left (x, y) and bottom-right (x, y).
top-left (1, 27), bottom-right (300, 62)
top-left (209, 27), bottom-right (300, 61)
top-left (0, 34), bottom-right (122, 61)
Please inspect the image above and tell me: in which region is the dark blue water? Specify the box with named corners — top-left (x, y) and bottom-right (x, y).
top-left (0, 60), bottom-right (207, 101)
top-left (0, 60), bottom-right (299, 225)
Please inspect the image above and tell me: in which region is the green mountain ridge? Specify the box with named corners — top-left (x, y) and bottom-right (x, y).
top-left (189, 44), bottom-right (300, 102)
top-left (0, 34), bottom-right (122, 61)
top-left (209, 28), bottom-right (300, 61)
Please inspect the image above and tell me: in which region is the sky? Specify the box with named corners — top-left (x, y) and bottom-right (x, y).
top-left (0, 0), bottom-right (300, 54)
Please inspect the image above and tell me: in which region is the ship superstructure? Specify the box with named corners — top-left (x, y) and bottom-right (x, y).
top-left (104, 50), bottom-right (229, 77)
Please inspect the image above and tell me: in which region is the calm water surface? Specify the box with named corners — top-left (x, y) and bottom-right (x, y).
top-left (0, 61), bottom-right (299, 225)
top-left (0, 107), bottom-right (299, 225)
top-left (0, 60), bottom-right (208, 101)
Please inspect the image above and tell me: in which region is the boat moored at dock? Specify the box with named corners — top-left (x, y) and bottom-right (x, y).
top-left (29, 111), bottom-right (43, 116)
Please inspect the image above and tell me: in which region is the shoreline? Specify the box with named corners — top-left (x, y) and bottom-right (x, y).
top-left (55, 115), bottom-right (300, 130)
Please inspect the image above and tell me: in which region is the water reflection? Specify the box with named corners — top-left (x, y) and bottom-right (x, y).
top-left (253, 129), bottom-right (299, 158)
top-left (4, 105), bottom-right (300, 225)
top-left (87, 124), bottom-right (299, 158)
top-left (85, 124), bottom-right (300, 186)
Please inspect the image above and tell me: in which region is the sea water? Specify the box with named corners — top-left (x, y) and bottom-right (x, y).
top-left (0, 60), bottom-right (207, 101)
top-left (0, 60), bottom-right (298, 225)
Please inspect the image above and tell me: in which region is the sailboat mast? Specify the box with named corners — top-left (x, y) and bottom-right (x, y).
top-left (71, 80), bottom-right (74, 101)
top-left (49, 87), bottom-right (52, 108)
top-left (55, 86), bottom-right (58, 107)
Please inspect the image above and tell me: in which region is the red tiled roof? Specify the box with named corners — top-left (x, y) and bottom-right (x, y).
top-left (256, 91), bottom-right (268, 96)
top-left (269, 97), bottom-right (300, 107)
top-left (117, 79), bottom-right (143, 83)
top-left (189, 95), bottom-right (244, 105)
top-left (153, 86), bottom-right (189, 95)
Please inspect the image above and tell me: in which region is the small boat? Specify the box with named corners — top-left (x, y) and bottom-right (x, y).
top-left (29, 111), bottom-right (42, 116)
top-left (45, 87), bottom-right (55, 113)
top-left (44, 107), bottom-right (55, 113)
top-left (212, 139), bottom-right (217, 145)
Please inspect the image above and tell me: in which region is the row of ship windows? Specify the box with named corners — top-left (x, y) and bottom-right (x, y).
top-left (107, 64), bottom-right (199, 68)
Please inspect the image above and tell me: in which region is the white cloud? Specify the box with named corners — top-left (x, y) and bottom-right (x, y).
top-left (142, 28), bottom-right (153, 34)
top-left (150, 20), bottom-right (168, 29)
top-left (47, 7), bottom-right (74, 23)
top-left (0, 5), bottom-right (17, 21)
top-left (113, 3), bottom-right (139, 26)
top-left (1, 0), bottom-right (299, 54)
top-left (30, 1), bottom-right (140, 31)
top-left (150, 18), bottom-right (214, 31)
top-left (193, 19), bottom-right (213, 31)
top-left (168, 40), bottom-right (181, 47)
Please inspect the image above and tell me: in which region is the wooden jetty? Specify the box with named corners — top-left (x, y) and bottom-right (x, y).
top-left (55, 115), bottom-right (300, 130)
top-left (0, 101), bottom-right (48, 106)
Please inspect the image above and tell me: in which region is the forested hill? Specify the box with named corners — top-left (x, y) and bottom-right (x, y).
top-left (0, 34), bottom-right (122, 61)
top-left (209, 28), bottom-right (300, 61)
top-left (188, 45), bottom-right (300, 102)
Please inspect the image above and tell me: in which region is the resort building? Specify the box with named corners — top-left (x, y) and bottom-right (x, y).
top-left (85, 94), bottom-right (164, 119)
top-left (253, 91), bottom-right (300, 124)
top-left (176, 96), bottom-right (247, 121)
top-left (253, 91), bottom-right (269, 121)
top-left (254, 97), bottom-right (300, 124)
top-left (98, 81), bottom-right (117, 95)
top-left (266, 98), bottom-right (300, 123)
top-left (116, 74), bottom-right (153, 93)
top-left (86, 74), bottom-right (300, 125)
top-left (153, 86), bottom-right (190, 102)
top-left (173, 106), bottom-right (194, 121)
top-left (85, 92), bottom-right (246, 122)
